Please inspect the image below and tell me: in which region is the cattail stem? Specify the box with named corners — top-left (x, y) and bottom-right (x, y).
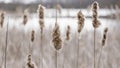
top-left (62, 41), bottom-right (68, 68)
top-left (76, 34), bottom-right (80, 68)
top-left (4, 22), bottom-right (9, 68)
top-left (55, 50), bottom-right (58, 68)
top-left (97, 46), bottom-right (103, 68)
top-left (94, 28), bottom-right (96, 68)
top-left (40, 31), bottom-right (43, 68)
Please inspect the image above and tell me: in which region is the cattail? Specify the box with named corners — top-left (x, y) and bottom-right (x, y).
top-left (31, 30), bottom-right (35, 42)
top-left (77, 10), bottom-right (85, 33)
top-left (92, 1), bottom-right (101, 28)
top-left (23, 11), bottom-right (28, 25)
top-left (92, 1), bottom-right (101, 68)
top-left (97, 27), bottom-right (108, 68)
top-left (76, 10), bottom-right (85, 68)
top-left (27, 55), bottom-right (35, 68)
top-left (0, 12), bottom-right (5, 28)
top-left (66, 25), bottom-right (70, 40)
top-left (52, 23), bottom-right (62, 50)
top-left (102, 27), bottom-right (108, 46)
top-left (37, 4), bottom-right (44, 33)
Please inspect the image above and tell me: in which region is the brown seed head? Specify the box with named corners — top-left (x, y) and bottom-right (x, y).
top-left (102, 27), bottom-right (108, 46)
top-left (37, 4), bottom-right (44, 19)
top-left (0, 12), bottom-right (5, 27)
top-left (23, 11), bottom-right (28, 25)
top-left (31, 30), bottom-right (35, 42)
top-left (77, 10), bottom-right (85, 33)
top-left (92, 1), bottom-right (101, 28)
top-left (52, 23), bottom-right (62, 50)
top-left (66, 25), bottom-right (70, 40)
top-left (27, 55), bottom-right (35, 68)
top-left (37, 5), bottom-right (45, 33)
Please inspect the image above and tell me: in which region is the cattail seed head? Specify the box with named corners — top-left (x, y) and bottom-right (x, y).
top-left (66, 25), bottom-right (70, 40)
top-left (102, 27), bottom-right (108, 46)
top-left (31, 30), bottom-right (35, 42)
top-left (52, 23), bottom-right (62, 50)
top-left (77, 10), bottom-right (85, 33)
top-left (92, 1), bottom-right (101, 28)
top-left (37, 4), bottom-right (44, 19)
top-left (0, 12), bottom-right (5, 28)
top-left (27, 55), bottom-right (35, 68)
top-left (23, 11), bottom-right (28, 25)
top-left (37, 4), bottom-right (45, 33)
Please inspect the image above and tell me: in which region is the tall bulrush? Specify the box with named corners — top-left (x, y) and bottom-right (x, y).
top-left (52, 23), bottom-right (62, 68)
top-left (62, 25), bottom-right (71, 68)
top-left (92, 1), bottom-right (101, 68)
top-left (23, 11), bottom-right (28, 25)
top-left (77, 10), bottom-right (85, 68)
top-left (37, 4), bottom-right (45, 68)
top-left (97, 27), bottom-right (108, 68)
top-left (0, 12), bottom-right (5, 28)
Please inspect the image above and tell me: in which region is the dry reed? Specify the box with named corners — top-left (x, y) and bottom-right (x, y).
top-left (52, 23), bottom-right (62, 68)
top-left (62, 25), bottom-right (71, 68)
top-left (97, 27), bottom-right (108, 68)
top-left (92, 1), bottom-right (101, 68)
top-left (77, 10), bottom-right (85, 68)
top-left (37, 4), bottom-right (45, 68)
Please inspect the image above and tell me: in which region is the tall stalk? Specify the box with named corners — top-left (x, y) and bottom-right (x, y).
top-left (40, 30), bottom-right (43, 68)
top-left (92, 1), bottom-right (101, 68)
top-left (4, 21), bottom-right (9, 68)
top-left (94, 28), bottom-right (96, 68)
top-left (97, 27), bottom-right (108, 68)
top-left (77, 34), bottom-right (80, 68)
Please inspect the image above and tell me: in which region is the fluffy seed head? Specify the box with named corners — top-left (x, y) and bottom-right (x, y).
top-left (92, 1), bottom-right (101, 28)
top-left (0, 12), bottom-right (5, 28)
top-left (102, 27), bottom-right (108, 46)
top-left (66, 25), bottom-right (70, 40)
top-left (27, 55), bottom-right (35, 68)
top-left (77, 10), bottom-right (85, 33)
top-left (23, 11), bottom-right (28, 25)
top-left (31, 30), bottom-right (35, 42)
top-left (37, 4), bottom-right (44, 19)
top-left (37, 4), bottom-right (45, 33)
top-left (52, 23), bottom-right (62, 50)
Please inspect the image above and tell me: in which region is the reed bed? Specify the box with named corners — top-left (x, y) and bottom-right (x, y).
top-left (0, 1), bottom-right (119, 68)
